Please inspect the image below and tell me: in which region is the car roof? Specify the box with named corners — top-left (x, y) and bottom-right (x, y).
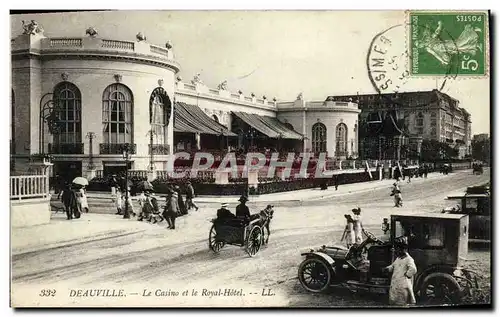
top-left (447, 194), bottom-right (489, 199)
top-left (391, 213), bottom-right (467, 220)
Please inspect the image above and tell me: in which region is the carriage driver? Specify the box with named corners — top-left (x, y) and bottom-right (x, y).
top-left (235, 195), bottom-right (260, 222)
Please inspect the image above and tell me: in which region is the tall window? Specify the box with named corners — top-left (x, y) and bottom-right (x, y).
top-left (335, 123), bottom-right (348, 156)
top-left (149, 87), bottom-right (171, 144)
top-left (311, 122), bottom-right (327, 153)
top-left (53, 82), bottom-right (82, 144)
top-left (416, 112), bottom-right (424, 127)
top-left (102, 84), bottom-right (133, 144)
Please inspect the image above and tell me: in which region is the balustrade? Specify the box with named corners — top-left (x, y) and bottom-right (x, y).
top-left (10, 175), bottom-right (49, 200)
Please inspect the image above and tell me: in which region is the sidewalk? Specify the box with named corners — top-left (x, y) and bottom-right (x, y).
top-left (193, 170), bottom-right (453, 204)
top-left (86, 170), bottom-right (464, 205)
top-left (11, 213), bottom-right (149, 256)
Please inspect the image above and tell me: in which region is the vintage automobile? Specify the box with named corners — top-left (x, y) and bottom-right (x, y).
top-left (298, 213), bottom-right (479, 305)
top-left (444, 184), bottom-right (490, 243)
top-left (208, 206), bottom-right (275, 257)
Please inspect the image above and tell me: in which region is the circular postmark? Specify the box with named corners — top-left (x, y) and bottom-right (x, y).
top-left (367, 23), bottom-right (459, 95)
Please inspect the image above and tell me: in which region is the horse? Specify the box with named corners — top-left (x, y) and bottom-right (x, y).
top-left (258, 205), bottom-right (275, 245)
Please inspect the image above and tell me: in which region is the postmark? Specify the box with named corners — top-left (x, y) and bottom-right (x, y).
top-left (409, 11), bottom-right (489, 76)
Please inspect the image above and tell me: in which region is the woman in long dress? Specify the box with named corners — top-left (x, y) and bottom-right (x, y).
top-left (351, 208), bottom-right (364, 244)
top-left (115, 188), bottom-right (123, 215)
top-left (78, 186), bottom-right (89, 213)
top-left (384, 238), bottom-right (417, 306)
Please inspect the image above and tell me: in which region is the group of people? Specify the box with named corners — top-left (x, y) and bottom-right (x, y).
top-left (58, 183), bottom-right (89, 220)
top-left (341, 207), bottom-right (418, 306)
top-left (112, 181), bottom-right (199, 230)
top-left (216, 195), bottom-right (261, 223)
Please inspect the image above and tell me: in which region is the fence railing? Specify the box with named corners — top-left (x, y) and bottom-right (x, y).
top-left (10, 175), bottom-right (50, 200)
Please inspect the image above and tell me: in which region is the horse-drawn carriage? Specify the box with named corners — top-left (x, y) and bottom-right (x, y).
top-left (472, 163), bottom-right (484, 175)
top-left (208, 205), bottom-right (274, 257)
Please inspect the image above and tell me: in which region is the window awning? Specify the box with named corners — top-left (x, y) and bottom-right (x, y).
top-left (174, 102), bottom-right (236, 136)
top-left (232, 111), bottom-right (303, 140)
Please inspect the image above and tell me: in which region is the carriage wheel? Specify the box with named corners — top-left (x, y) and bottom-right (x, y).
top-left (298, 258), bottom-right (332, 293)
top-left (208, 224), bottom-right (225, 253)
top-left (245, 226), bottom-right (262, 257)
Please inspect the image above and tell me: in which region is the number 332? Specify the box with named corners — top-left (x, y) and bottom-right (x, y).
top-left (39, 289), bottom-right (56, 297)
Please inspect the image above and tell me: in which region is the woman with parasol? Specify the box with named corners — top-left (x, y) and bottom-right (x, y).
top-left (72, 177), bottom-right (89, 214)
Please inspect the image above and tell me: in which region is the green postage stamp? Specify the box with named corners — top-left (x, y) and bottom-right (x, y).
top-left (409, 11), bottom-right (489, 76)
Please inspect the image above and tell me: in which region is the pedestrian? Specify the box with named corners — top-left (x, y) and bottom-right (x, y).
top-left (61, 184), bottom-right (75, 220)
top-left (383, 237), bottom-right (417, 306)
top-left (333, 175), bottom-right (339, 191)
top-left (109, 174), bottom-right (119, 198)
top-left (123, 189), bottom-right (137, 218)
top-left (185, 181), bottom-right (198, 211)
top-left (174, 185), bottom-right (188, 216)
top-left (139, 190), bottom-right (158, 222)
top-left (77, 186), bottom-right (89, 213)
top-left (342, 214), bottom-right (355, 248)
top-left (351, 207), bottom-right (364, 244)
top-left (163, 189), bottom-right (180, 229)
top-left (115, 187), bottom-right (123, 215)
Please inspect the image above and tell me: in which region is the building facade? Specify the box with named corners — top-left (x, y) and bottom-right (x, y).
top-left (328, 90), bottom-right (472, 160)
top-left (10, 21), bottom-right (359, 180)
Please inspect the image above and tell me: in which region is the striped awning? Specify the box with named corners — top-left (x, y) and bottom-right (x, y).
top-left (174, 102), bottom-right (236, 136)
top-left (232, 111), bottom-right (303, 140)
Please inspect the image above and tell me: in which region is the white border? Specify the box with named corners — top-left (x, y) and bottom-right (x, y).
top-left (2, 1), bottom-right (497, 316)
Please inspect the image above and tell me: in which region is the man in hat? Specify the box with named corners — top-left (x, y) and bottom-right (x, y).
top-left (351, 207), bottom-right (364, 244)
top-left (174, 185), bottom-right (188, 216)
top-left (163, 188), bottom-right (180, 229)
top-left (383, 237), bottom-right (417, 306)
top-left (185, 181), bottom-right (198, 211)
top-left (235, 195), bottom-right (251, 220)
top-left (217, 202), bottom-right (236, 222)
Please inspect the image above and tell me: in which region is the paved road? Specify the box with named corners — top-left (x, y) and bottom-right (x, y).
top-left (11, 170), bottom-right (490, 307)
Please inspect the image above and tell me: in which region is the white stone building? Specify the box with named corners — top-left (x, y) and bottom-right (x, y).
top-left (10, 22), bottom-right (360, 180)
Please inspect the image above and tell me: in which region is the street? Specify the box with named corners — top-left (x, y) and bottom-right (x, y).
top-left (11, 170), bottom-right (490, 307)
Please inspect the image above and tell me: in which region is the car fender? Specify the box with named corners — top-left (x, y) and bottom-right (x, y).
top-left (301, 251), bottom-right (336, 268)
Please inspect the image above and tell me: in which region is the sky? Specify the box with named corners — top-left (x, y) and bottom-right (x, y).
top-left (10, 10), bottom-right (490, 135)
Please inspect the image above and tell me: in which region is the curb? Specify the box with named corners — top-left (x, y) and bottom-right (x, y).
top-left (12, 229), bottom-right (146, 257)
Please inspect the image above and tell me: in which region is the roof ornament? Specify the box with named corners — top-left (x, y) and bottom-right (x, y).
top-left (136, 32), bottom-right (147, 42)
top-left (22, 20), bottom-right (43, 35)
top-left (191, 73), bottom-right (204, 85)
top-left (165, 40), bottom-right (173, 49)
top-left (176, 75), bottom-right (182, 82)
top-left (85, 27), bottom-right (98, 37)
top-left (297, 92), bottom-right (303, 100)
top-left (217, 80), bottom-right (228, 90)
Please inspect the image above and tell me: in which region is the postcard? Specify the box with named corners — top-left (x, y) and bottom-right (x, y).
top-left (10, 10), bottom-right (491, 308)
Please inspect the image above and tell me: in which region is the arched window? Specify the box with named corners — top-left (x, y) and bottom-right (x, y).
top-left (212, 114), bottom-right (219, 123)
top-left (149, 87), bottom-right (171, 144)
top-left (336, 123), bottom-right (348, 156)
top-left (102, 83), bottom-right (133, 144)
top-left (53, 82), bottom-right (82, 144)
top-left (311, 122), bottom-right (327, 153)
top-left (284, 122), bottom-right (294, 131)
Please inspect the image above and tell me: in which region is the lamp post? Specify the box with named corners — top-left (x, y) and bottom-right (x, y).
top-left (147, 129), bottom-right (156, 171)
top-left (122, 143), bottom-right (131, 219)
top-left (86, 132), bottom-right (96, 170)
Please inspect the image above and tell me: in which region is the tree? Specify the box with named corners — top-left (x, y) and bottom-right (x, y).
top-left (420, 139), bottom-right (459, 162)
top-left (472, 137), bottom-right (490, 163)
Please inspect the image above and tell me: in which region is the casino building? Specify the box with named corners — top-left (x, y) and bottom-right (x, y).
top-left (10, 21), bottom-right (360, 181)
